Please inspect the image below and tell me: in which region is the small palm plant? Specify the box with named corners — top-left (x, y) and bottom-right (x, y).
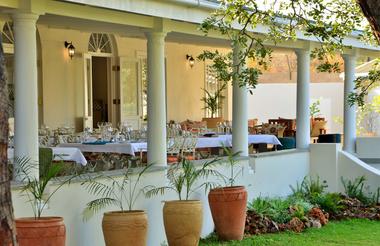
top-left (81, 164), bottom-right (152, 219)
top-left (145, 158), bottom-right (220, 200)
top-left (219, 147), bottom-right (243, 187)
top-left (15, 156), bottom-right (76, 219)
top-left (201, 82), bottom-right (227, 118)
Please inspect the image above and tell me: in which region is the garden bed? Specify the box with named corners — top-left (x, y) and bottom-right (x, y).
top-left (202, 176), bottom-right (380, 244)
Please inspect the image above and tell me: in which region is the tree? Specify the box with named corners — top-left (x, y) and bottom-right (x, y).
top-left (200, 0), bottom-right (379, 105)
top-left (0, 37), bottom-right (17, 245)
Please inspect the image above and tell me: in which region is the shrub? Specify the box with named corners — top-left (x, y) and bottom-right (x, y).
top-left (342, 176), bottom-right (367, 202)
top-left (248, 197), bottom-right (313, 224)
top-left (290, 176), bottom-right (328, 201)
top-left (312, 193), bottom-right (344, 215)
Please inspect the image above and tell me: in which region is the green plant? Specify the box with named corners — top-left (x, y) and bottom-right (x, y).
top-left (200, 82), bottom-right (227, 118)
top-left (81, 164), bottom-right (152, 220)
top-left (15, 156), bottom-right (76, 219)
top-left (248, 197), bottom-right (308, 224)
top-left (217, 147), bottom-right (242, 187)
top-left (312, 193), bottom-right (344, 215)
top-left (341, 176), bottom-right (380, 205)
top-left (145, 158), bottom-right (219, 200)
top-left (290, 176), bottom-right (328, 201)
top-left (247, 197), bottom-right (271, 216)
top-left (341, 176), bottom-right (368, 203)
top-left (310, 99), bottom-right (321, 118)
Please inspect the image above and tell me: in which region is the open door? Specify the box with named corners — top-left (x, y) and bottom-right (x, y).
top-left (83, 53), bottom-right (93, 130)
top-left (119, 57), bottom-right (141, 130)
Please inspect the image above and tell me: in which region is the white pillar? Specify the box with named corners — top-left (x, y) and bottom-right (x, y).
top-left (295, 49), bottom-right (311, 149)
top-left (13, 13), bottom-right (39, 179)
top-left (232, 44), bottom-right (248, 156)
top-left (342, 54), bottom-right (357, 153)
top-left (146, 31), bottom-right (167, 166)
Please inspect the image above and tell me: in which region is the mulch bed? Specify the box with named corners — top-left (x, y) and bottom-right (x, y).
top-left (245, 197), bottom-right (380, 235)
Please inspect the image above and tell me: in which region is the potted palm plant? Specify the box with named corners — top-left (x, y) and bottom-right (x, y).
top-left (208, 147), bottom-right (247, 241)
top-left (201, 82), bottom-right (227, 129)
top-left (145, 158), bottom-right (219, 246)
top-left (14, 155), bottom-right (77, 246)
top-left (82, 164), bottom-right (152, 246)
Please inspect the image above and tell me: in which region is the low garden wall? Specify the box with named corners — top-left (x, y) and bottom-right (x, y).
top-left (310, 143), bottom-right (380, 195)
top-left (11, 150), bottom-right (309, 246)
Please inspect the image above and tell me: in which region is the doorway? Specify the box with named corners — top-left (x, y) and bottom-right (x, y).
top-left (91, 56), bottom-right (110, 129)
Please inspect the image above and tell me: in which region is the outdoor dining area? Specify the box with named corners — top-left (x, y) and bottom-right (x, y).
top-left (7, 113), bottom-right (340, 177)
top-left (7, 119), bottom-right (290, 175)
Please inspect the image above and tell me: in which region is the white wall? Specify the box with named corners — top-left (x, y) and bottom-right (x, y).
top-left (11, 152), bottom-right (309, 246)
top-left (248, 83), bottom-right (344, 133)
top-left (356, 137), bottom-right (380, 159)
top-left (310, 143), bottom-right (380, 195)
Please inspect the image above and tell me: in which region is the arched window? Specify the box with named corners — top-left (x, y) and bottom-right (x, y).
top-left (2, 21), bottom-right (14, 44)
top-left (88, 33), bottom-right (112, 54)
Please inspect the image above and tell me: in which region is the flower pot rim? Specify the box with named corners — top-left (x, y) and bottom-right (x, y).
top-left (210, 186), bottom-right (246, 191)
top-left (164, 200), bottom-right (201, 204)
top-left (104, 210), bottom-right (146, 215)
top-left (16, 216), bottom-right (64, 222)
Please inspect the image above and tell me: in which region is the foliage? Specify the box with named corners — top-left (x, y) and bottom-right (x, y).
top-left (349, 59), bottom-right (380, 107)
top-left (290, 176), bottom-right (328, 201)
top-left (248, 196), bottom-right (313, 224)
top-left (145, 158), bottom-right (220, 200)
top-left (200, 219), bottom-right (380, 246)
top-left (341, 176), bottom-right (380, 206)
top-left (200, 80), bottom-right (227, 118)
top-left (81, 164), bottom-right (152, 220)
top-left (309, 99), bottom-right (321, 118)
top-left (217, 147), bottom-right (242, 187)
top-left (15, 156), bottom-right (76, 219)
top-left (312, 192), bottom-right (344, 215)
top-left (200, 0), bottom-right (367, 96)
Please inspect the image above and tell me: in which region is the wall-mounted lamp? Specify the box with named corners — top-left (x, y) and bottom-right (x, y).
top-left (186, 54), bottom-right (195, 68)
top-left (64, 41), bottom-right (75, 59)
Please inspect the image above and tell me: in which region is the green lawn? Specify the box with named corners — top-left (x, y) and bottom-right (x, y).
top-left (200, 219), bottom-right (380, 246)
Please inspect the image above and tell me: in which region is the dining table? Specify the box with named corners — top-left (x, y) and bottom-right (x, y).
top-left (58, 134), bottom-right (281, 156)
top-left (7, 147), bottom-right (87, 166)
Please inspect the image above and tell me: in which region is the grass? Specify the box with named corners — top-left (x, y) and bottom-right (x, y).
top-left (200, 219), bottom-right (380, 246)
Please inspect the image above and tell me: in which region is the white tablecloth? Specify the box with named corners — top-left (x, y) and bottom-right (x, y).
top-left (59, 134), bottom-right (281, 156)
top-left (8, 147), bottom-right (87, 166)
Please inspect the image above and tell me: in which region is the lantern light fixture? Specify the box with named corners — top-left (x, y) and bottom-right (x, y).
top-left (186, 54), bottom-right (195, 68)
top-left (64, 41), bottom-right (75, 59)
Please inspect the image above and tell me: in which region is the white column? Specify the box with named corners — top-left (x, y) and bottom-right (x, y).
top-left (146, 31), bottom-right (167, 166)
top-left (13, 13), bottom-right (39, 179)
top-left (295, 49), bottom-right (311, 149)
top-left (232, 44), bottom-right (248, 156)
top-left (342, 54), bottom-right (357, 153)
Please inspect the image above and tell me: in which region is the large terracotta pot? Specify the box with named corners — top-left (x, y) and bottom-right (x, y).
top-left (163, 200), bottom-right (203, 246)
top-left (208, 186), bottom-right (247, 241)
top-left (15, 217), bottom-right (66, 246)
top-left (102, 210), bottom-right (148, 246)
top-left (202, 117), bottom-right (223, 129)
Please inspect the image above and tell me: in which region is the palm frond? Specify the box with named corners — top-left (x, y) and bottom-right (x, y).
top-left (82, 198), bottom-right (119, 221)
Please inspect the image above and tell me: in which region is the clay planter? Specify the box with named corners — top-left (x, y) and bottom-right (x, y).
top-left (202, 117), bottom-right (223, 129)
top-left (15, 217), bottom-right (66, 246)
top-left (208, 186), bottom-right (247, 241)
top-left (102, 210), bottom-right (148, 246)
top-left (163, 200), bottom-right (203, 246)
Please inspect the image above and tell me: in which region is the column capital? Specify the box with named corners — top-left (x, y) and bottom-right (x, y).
top-left (145, 31), bottom-right (167, 40)
top-left (294, 48), bottom-right (310, 56)
top-left (341, 53), bottom-right (357, 61)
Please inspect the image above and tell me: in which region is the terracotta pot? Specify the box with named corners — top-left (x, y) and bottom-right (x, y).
top-left (163, 200), bottom-right (203, 246)
top-left (15, 217), bottom-right (66, 246)
top-left (208, 186), bottom-right (247, 241)
top-left (102, 210), bottom-right (148, 246)
top-left (202, 117), bottom-right (223, 129)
